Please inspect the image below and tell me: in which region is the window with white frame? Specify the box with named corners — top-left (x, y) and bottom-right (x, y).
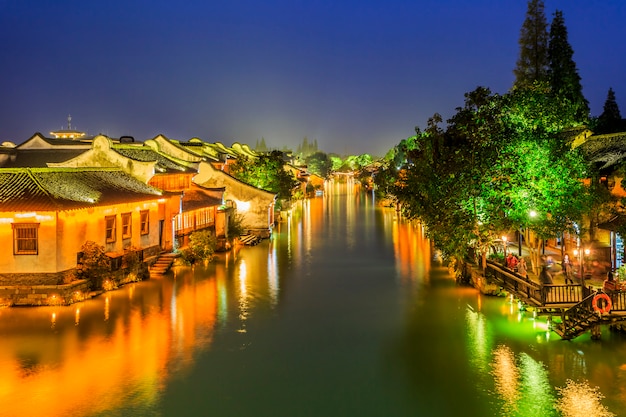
top-left (140, 210), bottom-right (149, 235)
top-left (105, 216), bottom-right (116, 243)
top-left (121, 213), bottom-right (132, 239)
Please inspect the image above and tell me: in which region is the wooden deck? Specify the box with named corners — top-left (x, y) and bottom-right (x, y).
top-left (486, 261), bottom-right (626, 339)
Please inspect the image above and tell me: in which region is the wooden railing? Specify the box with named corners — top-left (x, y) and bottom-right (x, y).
top-left (605, 290), bottom-right (626, 312)
top-left (486, 260), bottom-right (626, 339)
top-left (555, 293), bottom-right (599, 339)
top-left (485, 260), bottom-right (592, 307)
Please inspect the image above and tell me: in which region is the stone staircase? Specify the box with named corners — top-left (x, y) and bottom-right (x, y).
top-left (149, 252), bottom-right (178, 277)
top-left (239, 234), bottom-right (261, 246)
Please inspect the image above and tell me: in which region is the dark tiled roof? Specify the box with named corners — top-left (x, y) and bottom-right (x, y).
top-left (558, 126), bottom-right (590, 142)
top-left (0, 168), bottom-right (165, 211)
top-left (1, 149), bottom-right (88, 167)
top-left (177, 141), bottom-right (220, 161)
top-left (16, 132), bottom-right (94, 148)
top-left (113, 147), bottom-right (195, 173)
top-left (578, 133), bottom-right (626, 171)
top-left (182, 185), bottom-right (224, 212)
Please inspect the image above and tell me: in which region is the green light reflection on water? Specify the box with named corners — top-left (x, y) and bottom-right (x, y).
top-left (466, 294), bottom-right (619, 417)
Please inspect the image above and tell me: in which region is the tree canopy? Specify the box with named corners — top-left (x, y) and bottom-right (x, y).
top-left (377, 86), bottom-right (594, 261)
top-left (230, 150), bottom-right (300, 200)
top-left (305, 151), bottom-right (332, 178)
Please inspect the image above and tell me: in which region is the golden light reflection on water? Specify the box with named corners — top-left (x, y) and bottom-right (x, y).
top-left (267, 246), bottom-right (279, 307)
top-left (323, 177), bottom-right (360, 250)
top-left (0, 274), bottom-right (219, 416)
top-left (556, 379), bottom-right (615, 417)
top-left (237, 259), bottom-right (249, 332)
top-left (487, 342), bottom-right (557, 415)
top-left (391, 215), bottom-right (431, 284)
top-left (491, 345), bottom-right (520, 414)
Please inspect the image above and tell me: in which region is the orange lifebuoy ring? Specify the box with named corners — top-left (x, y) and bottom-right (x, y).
top-left (592, 293), bottom-right (612, 314)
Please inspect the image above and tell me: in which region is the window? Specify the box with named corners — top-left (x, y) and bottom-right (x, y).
top-left (140, 210), bottom-right (149, 235)
top-left (121, 213), bottom-right (132, 239)
top-left (13, 223), bottom-right (39, 255)
top-left (105, 216), bottom-right (116, 243)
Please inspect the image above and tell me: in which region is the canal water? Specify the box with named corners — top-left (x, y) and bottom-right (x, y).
top-left (1, 180), bottom-right (626, 417)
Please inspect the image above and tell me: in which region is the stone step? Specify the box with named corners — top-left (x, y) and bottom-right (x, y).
top-left (149, 252), bottom-right (178, 276)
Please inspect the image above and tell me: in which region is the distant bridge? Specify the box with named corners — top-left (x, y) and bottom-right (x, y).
top-left (486, 261), bottom-right (626, 339)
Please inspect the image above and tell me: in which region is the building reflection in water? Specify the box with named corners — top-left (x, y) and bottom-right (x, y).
top-left (237, 259), bottom-right (249, 332)
top-left (391, 214), bottom-right (431, 285)
top-left (267, 244), bottom-right (279, 307)
top-left (0, 266), bottom-right (219, 416)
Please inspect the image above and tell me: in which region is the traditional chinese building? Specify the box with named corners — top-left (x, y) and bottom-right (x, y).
top-left (0, 167), bottom-right (180, 288)
top-left (49, 114), bottom-right (87, 139)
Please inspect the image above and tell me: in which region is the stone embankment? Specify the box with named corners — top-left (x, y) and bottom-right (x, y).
top-left (0, 265), bottom-right (149, 307)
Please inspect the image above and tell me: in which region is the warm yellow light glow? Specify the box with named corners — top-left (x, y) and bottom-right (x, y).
top-left (491, 345), bottom-right (520, 413)
top-left (234, 200), bottom-right (251, 212)
top-left (529, 210), bottom-right (537, 218)
top-left (15, 212), bottom-right (36, 218)
top-left (502, 235), bottom-right (508, 242)
top-left (555, 380), bottom-right (614, 417)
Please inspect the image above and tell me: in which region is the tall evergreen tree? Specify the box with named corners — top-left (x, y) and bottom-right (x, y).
top-left (547, 10), bottom-right (589, 122)
top-left (596, 88), bottom-right (623, 134)
top-left (513, 0), bottom-right (549, 89)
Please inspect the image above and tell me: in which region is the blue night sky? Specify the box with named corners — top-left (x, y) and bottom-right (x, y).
top-left (1, 0), bottom-right (625, 156)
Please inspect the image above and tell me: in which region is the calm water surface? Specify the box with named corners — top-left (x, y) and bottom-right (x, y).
top-left (1, 180), bottom-right (626, 417)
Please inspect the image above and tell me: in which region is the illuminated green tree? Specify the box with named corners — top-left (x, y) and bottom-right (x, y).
top-left (513, 0), bottom-right (549, 89)
top-left (390, 86), bottom-right (593, 264)
top-left (305, 151), bottom-right (332, 178)
top-left (230, 151), bottom-right (299, 200)
top-left (505, 81), bottom-right (580, 134)
top-left (330, 155), bottom-right (344, 172)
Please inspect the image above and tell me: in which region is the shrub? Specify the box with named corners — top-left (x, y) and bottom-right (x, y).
top-left (123, 247), bottom-right (149, 281)
top-left (228, 212), bottom-right (246, 239)
top-left (75, 241), bottom-right (110, 290)
top-left (180, 230), bottom-right (217, 264)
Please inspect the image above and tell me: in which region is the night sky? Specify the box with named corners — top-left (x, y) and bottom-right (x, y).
top-left (1, 0), bottom-right (625, 156)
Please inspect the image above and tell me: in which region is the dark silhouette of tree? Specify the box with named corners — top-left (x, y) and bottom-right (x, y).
top-left (255, 137), bottom-right (269, 152)
top-left (547, 10), bottom-right (589, 122)
top-left (513, 0), bottom-right (549, 89)
top-left (595, 88), bottom-right (624, 134)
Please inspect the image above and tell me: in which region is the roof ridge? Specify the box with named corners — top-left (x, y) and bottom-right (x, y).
top-left (23, 168), bottom-right (62, 209)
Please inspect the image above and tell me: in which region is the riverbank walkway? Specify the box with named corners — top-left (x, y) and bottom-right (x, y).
top-left (483, 242), bottom-right (626, 340)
